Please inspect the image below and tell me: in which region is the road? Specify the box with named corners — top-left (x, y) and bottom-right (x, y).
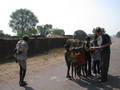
top-left (0, 38), bottom-right (120, 90)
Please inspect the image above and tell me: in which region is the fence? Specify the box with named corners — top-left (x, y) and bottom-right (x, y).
top-left (0, 38), bottom-right (68, 60)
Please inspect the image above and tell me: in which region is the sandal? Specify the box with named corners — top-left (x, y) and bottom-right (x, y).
top-left (19, 81), bottom-right (28, 86)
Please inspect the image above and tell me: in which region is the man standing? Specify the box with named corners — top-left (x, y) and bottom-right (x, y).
top-left (94, 27), bottom-right (112, 83)
top-left (15, 35), bottom-right (29, 86)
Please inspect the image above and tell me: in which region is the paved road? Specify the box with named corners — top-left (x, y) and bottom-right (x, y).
top-left (0, 38), bottom-right (120, 90)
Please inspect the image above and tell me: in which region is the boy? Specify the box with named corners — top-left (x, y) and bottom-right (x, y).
top-left (64, 44), bottom-right (71, 79)
top-left (84, 37), bottom-right (93, 76)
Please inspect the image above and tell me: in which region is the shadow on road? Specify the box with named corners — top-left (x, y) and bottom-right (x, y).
top-left (72, 75), bottom-right (120, 90)
top-left (22, 86), bottom-right (35, 90)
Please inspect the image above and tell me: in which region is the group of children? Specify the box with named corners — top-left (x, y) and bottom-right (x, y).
top-left (64, 36), bottom-right (101, 79)
top-left (64, 44), bottom-right (87, 79)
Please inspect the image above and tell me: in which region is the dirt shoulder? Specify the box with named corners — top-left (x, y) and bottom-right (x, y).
top-left (0, 48), bottom-right (65, 85)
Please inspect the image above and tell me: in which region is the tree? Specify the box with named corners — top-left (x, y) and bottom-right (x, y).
top-left (101, 28), bottom-right (106, 33)
top-left (116, 31), bottom-right (120, 38)
top-left (0, 33), bottom-right (4, 37)
top-left (50, 28), bottom-right (65, 36)
top-left (17, 27), bottom-right (38, 38)
top-left (0, 30), bottom-right (4, 37)
top-left (37, 24), bottom-right (52, 37)
top-left (74, 30), bottom-right (87, 40)
top-left (0, 30), bottom-right (11, 38)
top-left (9, 8), bottom-right (39, 35)
top-left (0, 30), bottom-right (3, 34)
top-left (88, 33), bottom-right (94, 39)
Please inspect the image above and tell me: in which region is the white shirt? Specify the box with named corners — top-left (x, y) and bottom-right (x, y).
top-left (97, 36), bottom-right (102, 46)
top-left (16, 40), bottom-right (28, 60)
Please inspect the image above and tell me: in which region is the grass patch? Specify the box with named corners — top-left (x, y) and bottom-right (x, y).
top-left (30, 48), bottom-right (65, 61)
top-left (0, 48), bottom-right (65, 85)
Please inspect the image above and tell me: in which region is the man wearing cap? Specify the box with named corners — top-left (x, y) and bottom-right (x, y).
top-left (94, 27), bottom-right (112, 83)
top-left (15, 35), bottom-right (29, 86)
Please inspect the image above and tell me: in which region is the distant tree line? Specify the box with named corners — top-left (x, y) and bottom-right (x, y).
top-left (116, 31), bottom-right (120, 38)
top-left (1, 8), bottom-right (119, 39)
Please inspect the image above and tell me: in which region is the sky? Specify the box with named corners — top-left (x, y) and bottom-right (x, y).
top-left (0, 0), bottom-right (120, 36)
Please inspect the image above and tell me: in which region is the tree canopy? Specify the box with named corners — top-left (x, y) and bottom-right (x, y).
top-left (50, 28), bottom-right (65, 36)
top-left (116, 31), bottom-right (120, 38)
top-left (9, 8), bottom-right (39, 35)
top-left (0, 30), bottom-right (11, 38)
top-left (74, 30), bottom-right (87, 40)
top-left (37, 24), bottom-right (52, 37)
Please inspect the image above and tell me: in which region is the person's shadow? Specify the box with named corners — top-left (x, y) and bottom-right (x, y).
top-left (22, 86), bottom-right (34, 90)
top-left (72, 75), bottom-right (120, 90)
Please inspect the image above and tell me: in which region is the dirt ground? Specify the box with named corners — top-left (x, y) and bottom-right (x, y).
top-left (0, 48), bottom-right (65, 86)
top-left (0, 38), bottom-right (115, 86)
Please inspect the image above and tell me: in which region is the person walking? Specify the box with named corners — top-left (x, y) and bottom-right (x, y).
top-left (14, 35), bottom-right (29, 86)
top-left (94, 27), bottom-right (112, 83)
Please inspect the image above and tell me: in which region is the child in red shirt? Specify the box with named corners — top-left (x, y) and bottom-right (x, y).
top-left (77, 48), bottom-right (87, 77)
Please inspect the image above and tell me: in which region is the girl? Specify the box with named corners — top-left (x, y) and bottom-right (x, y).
top-left (92, 36), bottom-right (101, 76)
top-left (77, 48), bottom-right (87, 77)
top-left (69, 48), bottom-right (77, 79)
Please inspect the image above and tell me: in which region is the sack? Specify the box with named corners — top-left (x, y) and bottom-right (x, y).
top-left (14, 40), bottom-right (23, 58)
top-left (14, 48), bottom-right (22, 58)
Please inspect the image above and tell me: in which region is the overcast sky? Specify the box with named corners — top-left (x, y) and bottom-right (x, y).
top-left (0, 0), bottom-right (120, 36)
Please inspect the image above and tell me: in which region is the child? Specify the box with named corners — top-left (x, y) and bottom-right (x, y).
top-left (69, 48), bottom-right (77, 79)
top-left (84, 37), bottom-right (93, 76)
top-left (77, 48), bottom-right (87, 77)
top-left (92, 36), bottom-right (101, 76)
top-left (64, 44), bottom-right (71, 79)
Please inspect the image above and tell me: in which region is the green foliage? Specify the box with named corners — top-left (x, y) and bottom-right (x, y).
top-left (17, 32), bottom-right (31, 38)
top-left (0, 34), bottom-right (11, 38)
top-left (101, 28), bottom-right (106, 33)
top-left (9, 8), bottom-right (39, 35)
top-left (50, 28), bottom-right (65, 36)
top-left (27, 28), bottom-right (38, 35)
top-left (116, 31), bottom-right (120, 37)
top-left (0, 30), bottom-right (11, 38)
top-left (37, 24), bottom-right (52, 37)
top-left (88, 33), bottom-right (94, 39)
top-left (74, 30), bottom-right (87, 40)
top-left (16, 28), bottom-right (38, 38)
top-left (0, 33), bottom-right (4, 37)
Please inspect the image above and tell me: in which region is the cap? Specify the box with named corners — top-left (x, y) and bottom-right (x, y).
top-left (22, 35), bottom-right (29, 40)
